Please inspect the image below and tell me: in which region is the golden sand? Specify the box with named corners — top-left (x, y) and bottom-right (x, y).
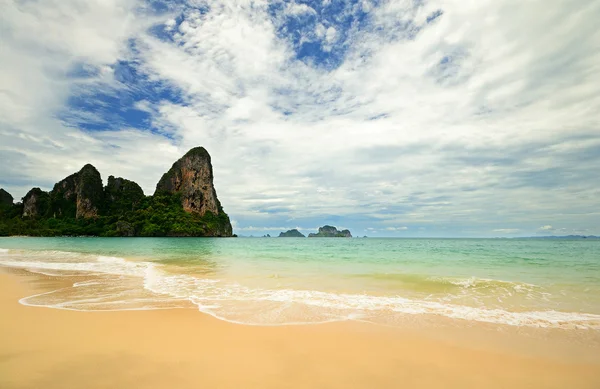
top-left (1, 270), bottom-right (599, 389)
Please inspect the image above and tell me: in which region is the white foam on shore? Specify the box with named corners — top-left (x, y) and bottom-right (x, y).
top-left (2, 249), bottom-right (600, 329)
top-left (0, 254), bottom-right (152, 276)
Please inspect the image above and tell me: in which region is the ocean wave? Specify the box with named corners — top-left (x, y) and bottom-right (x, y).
top-left (354, 273), bottom-right (551, 303)
top-left (1, 250), bottom-right (599, 329)
top-left (359, 272), bottom-right (539, 291)
top-left (143, 272), bottom-right (600, 329)
top-left (0, 254), bottom-right (151, 277)
top-left (430, 276), bottom-right (537, 288)
top-left (426, 276), bottom-right (547, 295)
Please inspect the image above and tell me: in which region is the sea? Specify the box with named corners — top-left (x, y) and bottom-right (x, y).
top-left (1, 237), bottom-right (599, 330)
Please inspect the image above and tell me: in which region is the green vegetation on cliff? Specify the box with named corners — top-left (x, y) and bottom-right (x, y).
top-left (0, 191), bottom-right (231, 237)
top-left (0, 148), bottom-right (233, 237)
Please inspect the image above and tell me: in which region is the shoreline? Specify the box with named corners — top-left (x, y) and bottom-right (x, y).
top-left (2, 269), bottom-right (600, 389)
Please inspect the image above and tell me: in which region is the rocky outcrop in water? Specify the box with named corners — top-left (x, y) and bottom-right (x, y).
top-left (308, 225), bottom-right (352, 238)
top-left (155, 147), bottom-right (221, 217)
top-left (279, 229), bottom-right (306, 237)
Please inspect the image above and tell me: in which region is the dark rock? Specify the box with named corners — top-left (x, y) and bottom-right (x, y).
top-left (51, 164), bottom-right (104, 218)
top-left (308, 225), bottom-right (352, 238)
top-left (22, 188), bottom-right (50, 218)
top-left (155, 147), bottom-right (220, 216)
top-left (115, 221), bottom-right (136, 237)
top-left (0, 189), bottom-right (13, 207)
top-left (104, 175), bottom-right (145, 214)
top-left (155, 147), bottom-right (232, 236)
top-left (1, 147), bottom-right (233, 237)
top-left (279, 229), bottom-right (306, 237)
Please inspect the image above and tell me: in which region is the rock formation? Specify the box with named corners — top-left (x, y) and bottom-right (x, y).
top-left (104, 175), bottom-right (145, 213)
top-left (155, 147), bottom-right (222, 217)
top-left (1, 147), bottom-right (233, 237)
top-left (22, 188), bottom-right (50, 218)
top-left (279, 229), bottom-right (306, 237)
top-left (308, 225), bottom-right (352, 238)
top-left (51, 164), bottom-right (103, 218)
top-left (0, 189), bottom-right (13, 208)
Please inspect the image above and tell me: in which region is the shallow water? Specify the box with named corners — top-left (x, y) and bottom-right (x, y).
top-left (1, 237), bottom-right (599, 328)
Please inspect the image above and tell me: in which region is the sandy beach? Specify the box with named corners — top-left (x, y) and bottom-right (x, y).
top-left (1, 270), bottom-right (599, 389)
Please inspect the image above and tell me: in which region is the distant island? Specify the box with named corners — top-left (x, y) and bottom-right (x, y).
top-left (308, 225), bottom-right (352, 238)
top-left (517, 235), bottom-right (599, 240)
top-left (0, 147), bottom-right (233, 237)
top-left (278, 229), bottom-right (305, 238)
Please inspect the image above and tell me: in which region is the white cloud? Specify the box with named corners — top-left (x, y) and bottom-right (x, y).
top-left (317, 25), bottom-right (338, 52)
top-left (1, 0), bottom-right (599, 236)
top-left (164, 18), bottom-right (177, 31)
top-left (0, 0), bottom-right (173, 194)
top-left (315, 23), bottom-right (326, 38)
top-left (539, 225), bottom-right (554, 231)
top-left (325, 26), bottom-right (337, 43)
top-left (493, 229), bottom-right (520, 234)
top-left (235, 226), bottom-right (313, 232)
top-left (285, 2), bottom-right (317, 16)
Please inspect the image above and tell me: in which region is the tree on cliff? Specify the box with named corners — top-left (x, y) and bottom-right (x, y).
top-left (0, 147), bottom-right (233, 237)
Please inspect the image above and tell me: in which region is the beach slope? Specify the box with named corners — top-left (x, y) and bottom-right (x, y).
top-left (1, 271), bottom-right (599, 389)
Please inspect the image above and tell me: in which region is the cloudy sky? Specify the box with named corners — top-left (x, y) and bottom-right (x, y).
top-left (1, 0), bottom-right (599, 237)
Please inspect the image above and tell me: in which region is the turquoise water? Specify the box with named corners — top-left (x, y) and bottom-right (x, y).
top-left (1, 237), bottom-right (599, 329)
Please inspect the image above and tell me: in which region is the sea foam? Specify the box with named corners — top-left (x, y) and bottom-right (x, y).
top-left (1, 249), bottom-right (600, 329)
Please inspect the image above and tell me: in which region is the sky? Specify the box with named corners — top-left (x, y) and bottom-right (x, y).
top-left (1, 0), bottom-right (599, 237)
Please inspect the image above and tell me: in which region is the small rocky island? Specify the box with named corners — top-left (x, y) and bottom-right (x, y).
top-left (308, 225), bottom-right (352, 238)
top-left (0, 147), bottom-right (233, 237)
top-left (278, 229), bottom-right (305, 237)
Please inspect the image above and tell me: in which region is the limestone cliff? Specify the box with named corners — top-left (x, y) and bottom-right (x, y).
top-left (50, 164), bottom-right (103, 218)
top-left (1, 148), bottom-right (233, 237)
top-left (104, 175), bottom-right (145, 213)
top-left (155, 147), bottom-right (222, 217)
top-left (154, 147), bottom-right (232, 237)
top-left (308, 225), bottom-right (352, 238)
top-left (22, 188), bottom-right (50, 218)
top-left (0, 189), bottom-right (13, 208)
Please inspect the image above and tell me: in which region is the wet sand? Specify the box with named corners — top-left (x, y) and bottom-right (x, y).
top-left (1, 271), bottom-right (599, 389)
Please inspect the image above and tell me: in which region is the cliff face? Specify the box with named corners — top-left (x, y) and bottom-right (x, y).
top-left (51, 164), bottom-right (104, 218)
top-left (308, 225), bottom-right (352, 238)
top-left (154, 147), bottom-right (232, 237)
top-left (104, 176), bottom-right (145, 213)
top-left (22, 188), bottom-right (50, 218)
top-left (1, 147), bottom-right (233, 237)
top-left (155, 147), bottom-right (221, 217)
top-left (0, 189), bottom-right (13, 208)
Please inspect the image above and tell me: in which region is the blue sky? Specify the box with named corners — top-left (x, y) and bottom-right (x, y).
top-left (1, 0), bottom-right (599, 237)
